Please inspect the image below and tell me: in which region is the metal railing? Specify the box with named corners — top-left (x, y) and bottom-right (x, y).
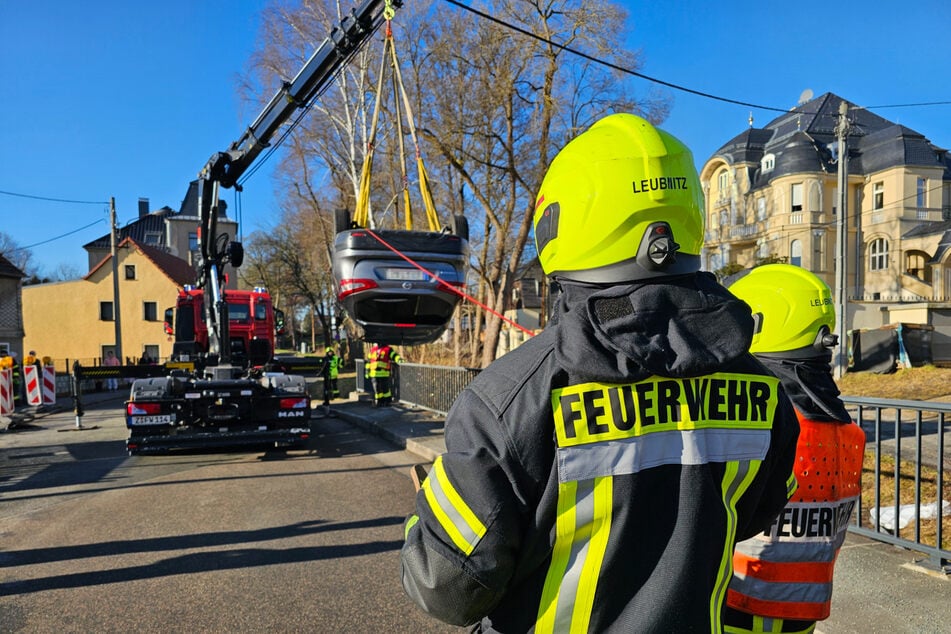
top-left (840, 395), bottom-right (950, 572)
top-left (396, 363), bottom-right (482, 414)
top-left (356, 360), bottom-right (481, 414)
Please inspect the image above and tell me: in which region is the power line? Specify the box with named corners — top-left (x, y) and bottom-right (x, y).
top-left (0, 189), bottom-right (108, 205)
top-left (443, 0), bottom-right (789, 113)
top-left (7, 219), bottom-right (106, 252)
top-left (442, 0), bottom-right (951, 118)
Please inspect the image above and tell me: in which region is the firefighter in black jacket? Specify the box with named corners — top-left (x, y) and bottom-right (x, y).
top-left (399, 113), bottom-right (800, 632)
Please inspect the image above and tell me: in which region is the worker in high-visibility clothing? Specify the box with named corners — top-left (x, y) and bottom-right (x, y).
top-left (724, 264), bottom-right (866, 634)
top-left (323, 345), bottom-right (341, 401)
top-left (365, 343), bottom-right (401, 407)
top-left (399, 113), bottom-right (800, 632)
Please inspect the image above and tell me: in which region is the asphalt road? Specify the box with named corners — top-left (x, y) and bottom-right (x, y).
top-left (4, 394), bottom-right (949, 633)
top-left (0, 397), bottom-right (464, 633)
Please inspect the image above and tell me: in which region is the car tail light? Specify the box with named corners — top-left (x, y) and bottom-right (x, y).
top-left (394, 323), bottom-right (417, 328)
top-left (279, 397), bottom-right (308, 410)
top-left (337, 278), bottom-right (378, 300)
top-left (128, 402), bottom-right (161, 416)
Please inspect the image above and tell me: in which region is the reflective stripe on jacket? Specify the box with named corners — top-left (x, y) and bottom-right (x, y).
top-left (400, 273), bottom-right (801, 633)
top-left (727, 412), bottom-right (865, 621)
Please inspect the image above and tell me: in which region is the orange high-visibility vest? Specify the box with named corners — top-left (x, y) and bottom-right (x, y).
top-left (727, 412), bottom-right (865, 620)
top-left (367, 346), bottom-right (400, 377)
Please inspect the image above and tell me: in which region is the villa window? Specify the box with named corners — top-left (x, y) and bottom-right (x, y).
top-left (791, 183), bottom-right (803, 212)
top-left (718, 170), bottom-right (729, 194)
top-left (917, 178), bottom-right (927, 209)
top-left (873, 182), bottom-right (884, 210)
top-left (790, 239), bottom-right (802, 266)
top-left (809, 182), bottom-right (821, 212)
top-left (100, 301), bottom-right (115, 321)
top-left (757, 198), bottom-right (766, 221)
top-left (869, 238), bottom-right (889, 271)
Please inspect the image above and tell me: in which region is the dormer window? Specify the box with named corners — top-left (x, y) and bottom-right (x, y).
top-left (761, 154), bottom-right (775, 172)
top-left (826, 143), bottom-right (838, 162)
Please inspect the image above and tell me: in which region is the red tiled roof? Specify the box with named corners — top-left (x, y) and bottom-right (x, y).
top-left (84, 237), bottom-right (196, 286)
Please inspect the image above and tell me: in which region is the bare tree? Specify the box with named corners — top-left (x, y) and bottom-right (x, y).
top-left (240, 0), bottom-right (668, 366)
top-left (411, 0), bottom-right (667, 366)
top-left (0, 232), bottom-right (35, 278)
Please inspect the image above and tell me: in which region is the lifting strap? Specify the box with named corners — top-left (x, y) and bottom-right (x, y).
top-left (353, 7), bottom-right (441, 233)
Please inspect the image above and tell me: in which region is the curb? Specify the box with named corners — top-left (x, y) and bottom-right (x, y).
top-left (330, 402), bottom-right (444, 463)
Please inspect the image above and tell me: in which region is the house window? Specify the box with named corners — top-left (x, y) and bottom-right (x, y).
top-left (917, 177), bottom-right (927, 208)
top-left (142, 345), bottom-right (160, 363)
top-left (125, 265), bottom-right (136, 280)
top-left (790, 183), bottom-right (803, 212)
top-left (869, 238), bottom-right (889, 271)
top-left (761, 154), bottom-right (775, 172)
top-left (790, 239), bottom-right (802, 266)
top-left (100, 301), bottom-right (115, 321)
top-left (188, 231), bottom-right (199, 252)
top-left (832, 187), bottom-right (838, 216)
top-left (143, 301), bottom-right (158, 321)
top-left (144, 231), bottom-right (162, 246)
top-left (757, 198), bottom-right (766, 221)
top-left (873, 182), bottom-right (884, 210)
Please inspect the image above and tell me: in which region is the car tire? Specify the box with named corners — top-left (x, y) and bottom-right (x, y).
top-left (451, 214), bottom-right (469, 241)
top-left (335, 209), bottom-right (352, 234)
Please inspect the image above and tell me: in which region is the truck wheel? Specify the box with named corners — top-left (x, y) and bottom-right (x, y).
top-left (451, 214), bottom-right (469, 241)
top-left (335, 209), bottom-right (352, 234)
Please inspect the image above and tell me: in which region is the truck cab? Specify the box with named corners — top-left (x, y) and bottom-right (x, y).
top-left (165, 286), bottom-right (285, 368)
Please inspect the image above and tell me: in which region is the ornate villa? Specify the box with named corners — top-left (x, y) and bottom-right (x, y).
top-left (700, 92), bottom-right (951, 362)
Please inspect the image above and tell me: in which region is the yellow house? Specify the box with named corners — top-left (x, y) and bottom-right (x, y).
top-left (23, 237), bottom-right (196, 369)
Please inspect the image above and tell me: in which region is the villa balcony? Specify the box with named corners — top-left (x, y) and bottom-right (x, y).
top-left (705, 222), bottom-right (764, 246)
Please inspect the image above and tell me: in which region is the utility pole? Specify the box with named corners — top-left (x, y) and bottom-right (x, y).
top-left (833, 102), bottom-right (850, 379)
top-left (110, 197), bottom-right (123, 363)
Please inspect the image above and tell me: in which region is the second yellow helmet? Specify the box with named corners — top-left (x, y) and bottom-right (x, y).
top-left (727, 264), bottom-right (837, 356)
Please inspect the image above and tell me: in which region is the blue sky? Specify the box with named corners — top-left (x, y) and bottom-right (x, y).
top-left (2, 0), bottom-right (950, 277)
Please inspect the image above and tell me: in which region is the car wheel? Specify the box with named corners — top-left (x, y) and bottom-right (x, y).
top-left (335, 209), bottom-right (352, 234)
top-left (451, 214), bottom-right (469, 241)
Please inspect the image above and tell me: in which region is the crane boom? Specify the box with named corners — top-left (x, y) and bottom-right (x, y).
top-left (194, 0), bottom-right (400, 370)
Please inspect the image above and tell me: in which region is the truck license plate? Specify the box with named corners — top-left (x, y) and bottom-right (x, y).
top-left (132, 414), bottom-right (175, 425)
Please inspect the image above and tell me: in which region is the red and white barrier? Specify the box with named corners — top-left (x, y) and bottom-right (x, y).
top-left (0, 368), bottom-right (12, 415)
top-left (42, 366), bottom-right (56, 405)
top-left (24, 365), bottom-right (42, 406)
